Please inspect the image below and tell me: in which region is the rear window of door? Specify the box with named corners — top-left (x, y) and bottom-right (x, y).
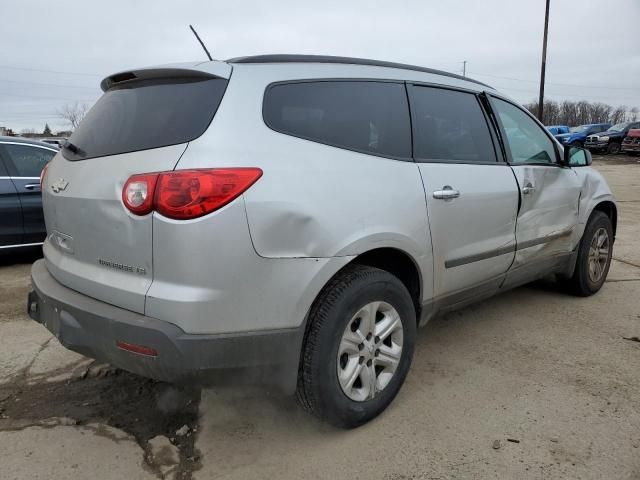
top-left (491, 98), bottom-right (558, 165)
top-left (63, 77), bottom-right (228, 161)
top-left (408, 86), bottom-right (497, 163)
top-left (263, 80), bottom-right (411, 159)
top-left (1, 144), bottom-right (56, 177)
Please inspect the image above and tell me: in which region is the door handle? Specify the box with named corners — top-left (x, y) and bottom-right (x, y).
top-left (24, 183), bottom-right (41, 191)
top-left (433, 186), bottom-right (460, 200)
top-left (522, 183), bottom-right (536, 195)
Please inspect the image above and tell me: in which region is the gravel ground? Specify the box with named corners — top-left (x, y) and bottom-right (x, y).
top-left (0, 155), bottom-right (639, 479)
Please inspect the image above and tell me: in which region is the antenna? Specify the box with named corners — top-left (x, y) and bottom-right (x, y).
top-left (189, 25), bottom-right (213, 61)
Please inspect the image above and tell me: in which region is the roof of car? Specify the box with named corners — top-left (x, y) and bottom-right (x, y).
top-left (227, 54), bottom-right (491, 88)
top-left (0, 136), bottom-right (59, 149)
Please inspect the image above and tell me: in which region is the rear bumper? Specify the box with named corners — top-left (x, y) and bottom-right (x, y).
top-left (28, 259), bottom-right (303, 390)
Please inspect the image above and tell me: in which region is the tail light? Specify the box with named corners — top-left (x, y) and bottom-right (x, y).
top-left (122, 168), bottom-right (262, 220)
top-left (123, 173), bottom-right (159, 215)
top-left (40, 163), bottom-right (50, 187)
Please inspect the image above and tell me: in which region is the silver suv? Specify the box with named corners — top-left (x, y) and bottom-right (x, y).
top-left (28, 55), bottom-right (616, 428)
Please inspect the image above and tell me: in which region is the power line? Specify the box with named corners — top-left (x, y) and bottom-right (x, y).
top-left (0, 64), bottom-right (101, 77)
top-left (492, 84), bottom-right (639, 103)
top-left (0, 90), bottom-right (97, 101)
top-left (0, 77), bottom-right (98, 90)
top-left (469, 71), bottom-right (639, 91)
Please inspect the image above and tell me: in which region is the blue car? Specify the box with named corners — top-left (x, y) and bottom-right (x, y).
top-left (555, 123), bottom-right (611, 147)
top-left (0, 136), bottom-right (57, 250)
top-left (547, 125), bottom-right (570, 136)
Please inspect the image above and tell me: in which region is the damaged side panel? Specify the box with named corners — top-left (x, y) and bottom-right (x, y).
top-left (508, 165), bottom-right (582, 272)
top-left (573, 166), bottom-right (617, 238)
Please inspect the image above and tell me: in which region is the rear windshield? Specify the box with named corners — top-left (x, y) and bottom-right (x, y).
top-left (62, 77), bottom-right (228, 161)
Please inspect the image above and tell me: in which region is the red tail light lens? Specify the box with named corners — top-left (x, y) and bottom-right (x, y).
top-left (40, 163), bottom-right (49, 187)
top-left (122, 168), bottom-right (262, 219)
top-left (116, 340), bottom-right (158, 357)
top-left (122, 173), bottom-right (159, 215)
top-left (155, 168), bottom-right (263, 219)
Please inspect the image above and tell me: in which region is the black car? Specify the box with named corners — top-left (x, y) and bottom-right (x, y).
top-left (584, 122), bottom-right (640, 154)
top-left (0, 136), bottom-right (57, 250)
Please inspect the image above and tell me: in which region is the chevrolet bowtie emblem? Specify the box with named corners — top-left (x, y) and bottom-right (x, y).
top-left (51, 178), bottom-right (69, 193)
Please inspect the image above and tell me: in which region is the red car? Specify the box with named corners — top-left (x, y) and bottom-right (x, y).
top-left (622, 129), bottom-right (640, 155)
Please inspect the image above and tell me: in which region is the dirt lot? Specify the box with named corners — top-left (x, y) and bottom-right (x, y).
top-left (1, 155), bottom-right (639, 479)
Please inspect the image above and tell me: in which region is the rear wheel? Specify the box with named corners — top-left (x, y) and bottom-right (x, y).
top-left (297, 265), bottom-right (416, 428)
top-left (607, 142), bottom-right (621, 155)
top-left (564, 211), bottom-right (613, 296)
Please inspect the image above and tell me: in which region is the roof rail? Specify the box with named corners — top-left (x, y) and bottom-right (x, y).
top-left (227, 54), bottom-right (490, 88)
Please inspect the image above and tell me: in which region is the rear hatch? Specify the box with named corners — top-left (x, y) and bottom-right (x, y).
top-left (42, 63), bottom-right (230, 313)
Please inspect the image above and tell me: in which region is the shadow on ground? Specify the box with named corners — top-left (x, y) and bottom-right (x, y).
top-left (0, 247), bottom-right (42, 267)
top-left (0, 367), bottom-right (202, 479)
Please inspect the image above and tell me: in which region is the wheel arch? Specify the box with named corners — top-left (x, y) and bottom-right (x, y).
top-left (591, 200), bottom-right (617, 240)
top-left (347, 247), bottom-right (423, 323)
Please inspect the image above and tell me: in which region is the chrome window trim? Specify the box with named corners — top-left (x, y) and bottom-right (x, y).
top-left (0, 141), bottom-right (58, 153)
top-left (0, 176), bottom-right (40, 180)
top-left (0, 242), bottom-right (44, 250)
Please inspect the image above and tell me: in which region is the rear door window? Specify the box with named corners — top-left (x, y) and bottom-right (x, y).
top-left (63, 77), bottom-right (228, 161)
top-left (2, 144), bottom-right (56, 177)
top-left (263, 81), bottom-right (411, 159)
top-left (409, 86), bottom-right (497, 163)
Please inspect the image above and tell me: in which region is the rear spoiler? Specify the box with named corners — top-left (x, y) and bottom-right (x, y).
top-left (100, 62), bottom-right (232, 92)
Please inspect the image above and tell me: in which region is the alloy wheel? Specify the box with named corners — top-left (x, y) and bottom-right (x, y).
top-left (587, 227), bottom-right (610, 283)
top-left (337, 301), bottom-right (404, 402)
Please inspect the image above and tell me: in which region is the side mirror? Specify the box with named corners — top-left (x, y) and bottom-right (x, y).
top-left (564, 146), bottom-right (592, 167)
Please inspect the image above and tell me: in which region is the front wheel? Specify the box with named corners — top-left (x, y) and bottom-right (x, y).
top-left (607, 142), bottom-right (621, 155)
top-left (564, 211), bottom-right (613, 296)
top-left (297, 265), bottom-right (416, 428)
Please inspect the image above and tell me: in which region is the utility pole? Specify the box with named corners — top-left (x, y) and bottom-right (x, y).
top-left (462, 61), bottom-right (467, 77)
top-left (538, 0), bottom-right (551, 122)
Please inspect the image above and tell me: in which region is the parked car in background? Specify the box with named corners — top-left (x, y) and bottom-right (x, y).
top-left (556, 123), bottom-right (611, 147)
top-left (585, 122), bottom-right (640, 155)
top-left (546, 125), bottom-right (569, 139)
top-left (39, 138), bottom-right (66, 148)
top-left (0, 136), bottom-right (57, 250)
top-left (27, 55), bottom-right (617, 428)
top-left (622, 128), bottom-right (640, 155)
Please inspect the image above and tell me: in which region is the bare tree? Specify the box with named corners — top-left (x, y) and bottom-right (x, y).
top-left (57, 101), bottom-right (89, 130)
top-left (523, 98), bottom-right (637, 126)
top-left (610, 105), bottom-right (627, 124)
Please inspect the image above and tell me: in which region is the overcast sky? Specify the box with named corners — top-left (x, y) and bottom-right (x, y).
top-left (2, 0), bottom-right (639, 132)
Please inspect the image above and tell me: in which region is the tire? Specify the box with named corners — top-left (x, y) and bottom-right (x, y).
top-left (570, 141), bottom-right (583, 148)
top-left (296, 264), bottom-right (416, 428)
top-left (564, 211), bottom-right (613, 296)
top-left (607, 142), bottom-right (621, 155)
